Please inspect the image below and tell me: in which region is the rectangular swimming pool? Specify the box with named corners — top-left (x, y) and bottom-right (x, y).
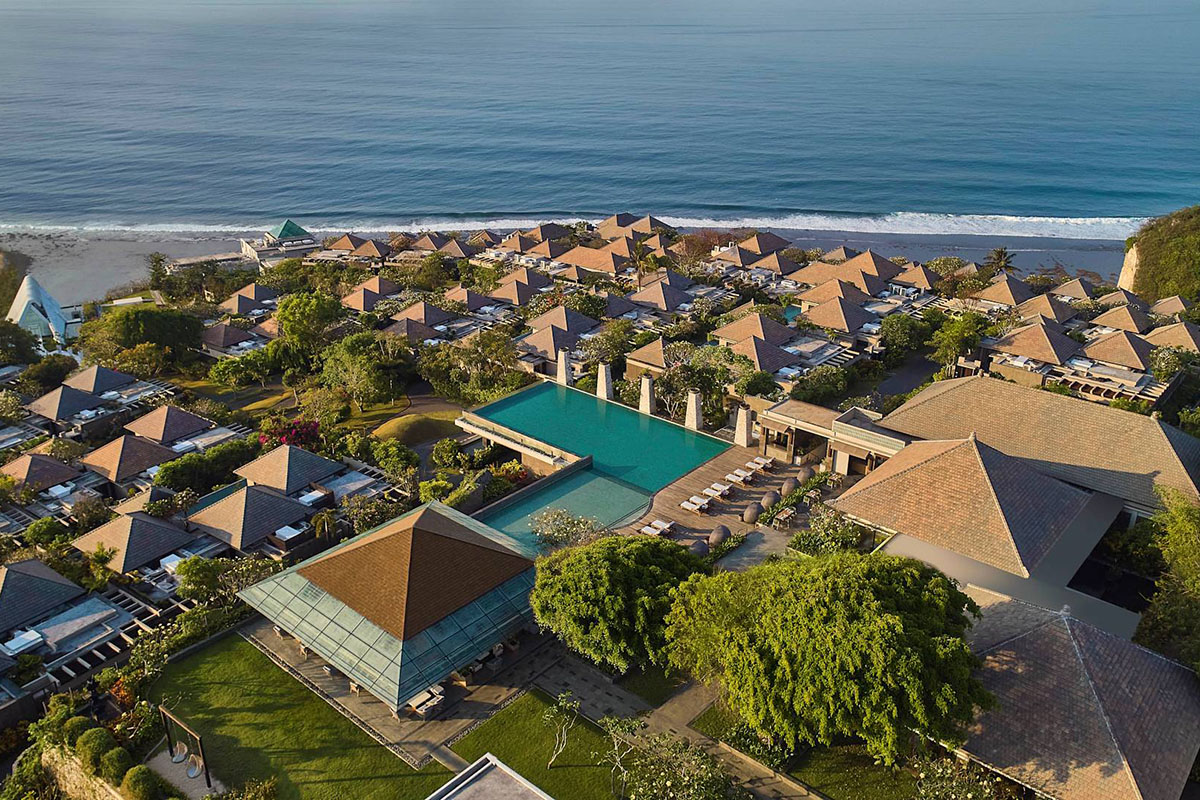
top-left (472, 382), bottom-right (730, 544)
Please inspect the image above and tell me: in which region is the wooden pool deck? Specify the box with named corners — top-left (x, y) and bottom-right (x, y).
top-left (618, 444), bottom-right (803, 552)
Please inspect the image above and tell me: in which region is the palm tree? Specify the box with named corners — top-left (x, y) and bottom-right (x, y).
top-left (632, 242), bottom-right (660, 289)
top-left (311, 509), bottom-right (339, 544)
top-left (985, 246), bottom-right (1016, 274)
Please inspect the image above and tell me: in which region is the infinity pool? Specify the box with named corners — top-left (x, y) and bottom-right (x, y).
top-left (474, 382), bottom-right (729, 542)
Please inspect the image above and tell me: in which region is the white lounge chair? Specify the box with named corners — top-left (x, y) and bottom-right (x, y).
top-left (680, 500), bottom-right (704, 514)
top-left (640, 525), bottom-right (659, 536)
top-left (726, 472), bottom-right (751, 486)
top-left (733, 468), bottom-right (756, 483)
top-left (651, 520), bottom-right (675, 533)
top-left (753, 456), bottom-right (776, 470)
top-left (702, 486), bottom-right (723, 500)
top-left (746, 460), bottom-right (765, 472)
top-left (711, 482), bottom-right (733, 496)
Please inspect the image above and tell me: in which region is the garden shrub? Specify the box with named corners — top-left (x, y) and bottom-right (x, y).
top-left (121, 764), bottom-right (162, 800)
top-left (76, 726), bottom-right (117, 774)
top-left (62, 715), bottom-right (97, 746)
top-left (99, 746), bottom-right (134, 785)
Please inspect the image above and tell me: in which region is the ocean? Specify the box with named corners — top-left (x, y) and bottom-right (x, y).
top-left (0, 0), bottom-right (1198, 240)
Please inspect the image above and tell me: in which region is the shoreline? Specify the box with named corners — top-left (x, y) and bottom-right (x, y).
top-left (0, 226), bottom-right (1127, 305)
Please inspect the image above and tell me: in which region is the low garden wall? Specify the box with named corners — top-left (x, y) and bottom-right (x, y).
top-left (41, 747), bottom-right (124, 800)
top-left (470, 455), bottom-right (593, 519)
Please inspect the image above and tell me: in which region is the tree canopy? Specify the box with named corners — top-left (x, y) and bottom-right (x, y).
top-left (530, 536), bottom-right (705, 672)
top-left (274, 291), bottom-right (344, 355)
top-left (1128, 205), bottom-right (1200, 302)
top-left (0, 320), bottom-right (38, 365)
top-left (78, 306), bottom-right (202, 364)
top-left (666, 554), bottom-right (991, 765)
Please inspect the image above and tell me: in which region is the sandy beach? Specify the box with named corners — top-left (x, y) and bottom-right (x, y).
top-left (0, 226), bottom-right (1126, 306)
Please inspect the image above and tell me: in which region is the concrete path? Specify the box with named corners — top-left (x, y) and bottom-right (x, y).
top-left (430, 745), bottom-right (469, 771)
top-left (534, 655), bottom-right (648, 721)
top-left (717, 527), bottom-right (792, 571)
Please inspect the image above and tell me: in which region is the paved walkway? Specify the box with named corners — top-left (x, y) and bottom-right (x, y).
top-left (534, 655), bottom-right (648, 720)
top-left (717, 526), bottom-right (792, 570)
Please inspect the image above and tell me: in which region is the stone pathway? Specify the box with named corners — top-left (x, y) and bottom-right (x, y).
top-left (534, 655), bottom-right (648, 721)
top-left (717, 526), bottom-right (792, 571)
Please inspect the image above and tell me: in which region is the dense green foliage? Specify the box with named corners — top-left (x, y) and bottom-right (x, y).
top-left (1129, 205), bottom-right (1200, 302)
top-left (153, 434), bottom-right (261, 494)
top-left (929, 311), bottom-right (987, 366)
top-left (789, 364), bottom-right (848, 404)
top-left (78, 306), bottom-right (202, 364)
top-left (15, 352), bottom-right (77, 395)
top-left (666, 554), bottom-right (991, 765)
top-left (531, 536), bottom-right (705, 672)
top-left (418, 329), bottom-right (530, 405)
top-left (75, 725), bottom-right (117, 773)
top-left (0, 319), bottom-right (38, 364)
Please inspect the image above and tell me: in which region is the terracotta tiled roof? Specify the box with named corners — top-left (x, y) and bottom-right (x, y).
top-left (973, 274), bottom-right (1035, 307)
top-left (526, 306), bottom-right (598, 335)
top-left (739, 232), bottom-right (791, 255)
top-left (73, 512), bottom-right (194, 573)
top-left (558, 246), bottom-right (629, 273)
top-left (1150, 295), bottom-right (1193, 317)
top-left (351, 239), bottom-right (392, 259)
top-left (517, 326), bottom-right (579, 360)
top-left (1144, 321), bottom-right (1200, 353)
top-left (298, 504), bottom-right (532, 641)
top-left (1, 453), bottom-right (80, 491)
top-left (1050, 277), bottom-right (1096, 300)
top-left (488, 280), bottom-right (538, 306)
top-left (235, 444), bottom-right (343, 495)
top-left (27, 385), bottom-right (104, 421)
top-left (630, 281), bottom-right (691, 312)
top-left (124, 405), bottom-right (213, 444)
top-left (443, 285), bottom-right (490, 310)
top-left (328, 233), bottom-right (366, 251)
top-left (963, 587), bottom-right (1200, 800)
top-left (627, 337), bottom-right (667, 369)
top-left (989, 323), bottom-right (1081, 365)
top-left (352, 276), bottom-right (400, 296)
top-left (528, 239), bottom-right (569, 259)
top-left (798, 279), bottom-right (870, 307)
top-left (880, 375), bottom-right (1200, 508)
top-left (748, 252), bottom-right (801, 276)
top-left (523, 223), bottom-right (570, 242)
top-left (731, 337), bottom-right (800, 374)
top-left (1015, 293), bottom-right (1077, 325)
top-left (1082, 330), bottom-right (1154, 371)
top-left (803, 296), bottom-right (877, 333)
top-left (1091, 304), bottom-right (1152, 333)
top-left (0, 559), bottom-right (83, 632)
top-left (393, 301), bottom-right (455, 326)
top-left (833, 436), bottom-right (1089, 576)
top-left (436, 239), bottom-right (475, 259)
top-left (188, 485), bottom-right (309, 551)
top-left (413, 233), bottom-right (449, 251)
top-left (1098, 288), bottom-right (1148, 309)
top-left (893, 264), bottom-right (939, 290)
top-left (81, 435), bottom-right (177, 483)
top-left (499, 267), bottom-right (552, 289)
top-left (341, 288), bottom-right (383, 312)
top-left (712, 313), bottom-right (794, 346)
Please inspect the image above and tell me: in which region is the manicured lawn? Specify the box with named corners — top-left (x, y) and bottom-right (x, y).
top-left (451, 690), bottom-right (611, 800)
top-left (373, 410), bottom-right (461, 444)
top-left (692, 701), bottom-right (916, 800)
top-left (174, 376), bottom-right (293, 416)
top-left (340, 401), bottom-right (412, 434)
top-left (152, 636), bottom-right (450, 800)
top-left (790, 742), bottom-right (917, 800)
top-left (618, 666), bottom-right (685, 707)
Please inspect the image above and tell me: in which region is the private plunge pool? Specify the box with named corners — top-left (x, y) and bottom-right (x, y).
top-left (466, 382), bottom-right (730, 547)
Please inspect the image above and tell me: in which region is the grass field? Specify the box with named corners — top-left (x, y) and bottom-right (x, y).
top-left (174, 376), bottom-right (293, 415)
top-left (617, 666), bottom-right (685, 707)
top-left (339, 400), bottom-right (412, 435)
top-left (373, 410), bottom-right (461, 444)
top-left (152, 636), bottom-right (450, 800)
top-left (451, 690), bottom-right (611, 800)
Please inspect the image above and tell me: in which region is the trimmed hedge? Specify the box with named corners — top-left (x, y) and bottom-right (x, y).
top-left (121, 764), bottom-right (162, 800)
top-left (99, 746), bottom-right (135, 785)
top-left (62, 715), bottom-right (97, 746)
top-left (76, 726), bottom-right (117, 774)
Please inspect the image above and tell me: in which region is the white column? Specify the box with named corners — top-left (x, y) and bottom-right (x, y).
top-left (556, 348), bottom-right (572, 386)
top-left (639, 373), bottom-right (656, 414)
top-left (596, 363), bottom-right (613, 400)
top-left (734, 405), bottom-right (753, 447)
top-left (684, 389), bottom-right (702, 430)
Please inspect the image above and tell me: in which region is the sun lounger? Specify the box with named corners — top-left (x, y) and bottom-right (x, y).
top-left (680, 500), bottom-right (703, 513)
top-left (681, 497), bottom-right (710, 514)
top-left (753, 456), bottom-right (776, 470)
top-left (746, 460), bottom-right (765, 472)
top-left (651, 520), bottom-right (675, 533)
top-left (702, 486), bottom-right (723, 500)
top-left (640, 525), bottom-right (659, 536)
top-left (733, 468), bottom-right (756, 483)
top-left (726, 472), bottom-right (750, 485)
top-left (711, 482), bottom-right (733, 496)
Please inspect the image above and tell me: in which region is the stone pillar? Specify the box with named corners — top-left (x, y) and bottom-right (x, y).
top-left (596, 362), bottom-right (613, 400)
top-left (556, 348), bottom-right (571, 386)
top-left (734, 405), bottom-right (753, 447)
top-left (639, 373), bottom-right (655, 415)
top-left (684, 390), bottom-right (702, 430)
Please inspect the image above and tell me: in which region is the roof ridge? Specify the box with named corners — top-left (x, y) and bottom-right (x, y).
top-left (969, 437), bottom-right (1031, 578)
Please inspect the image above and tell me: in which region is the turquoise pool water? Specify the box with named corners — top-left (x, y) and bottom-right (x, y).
top-left (783, 305), bottom-right (803, 322)
top-left (474, 383), bottom-right (729, 542)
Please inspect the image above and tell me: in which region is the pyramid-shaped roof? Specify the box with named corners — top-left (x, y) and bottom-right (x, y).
top-left (1145, 320), bottom-right (1200, 353)
top-left (1016, 293), bottom-right (1077, 325)
top-left (627, 337), bottom-right (668, 369)
top-left (351, 239), bottom-right (392, 259)
top-left (0, 453), bottom-right (80, 491)
top-left (499, 233), bottom-right (537, 253)
top-left (820, 246), bottom-right (860, 262)
top-left (437, 239), bottom-right (475, 259)
top-left (559, 246), bottom-right (629, 273)
top-left (523, 223), bottom-right (570, 242)
top-left (713, 246), bottom-right (757, 267)
top-left (233, 283), bottom-right (279, 303)
top-left (188, 485), bottom-right (309, 551)
top-left (444, 285), bottom-right (490, 311)
top-left (0, 559), bottom-right (84, 632)
top-left (526, 306), bottom-right (599, 335)
top-left (1149, 295), bottom-right (1193, 317)
top-left (124, 405), bottom-right (213, 444)
top-left (27, 385), bottom-right (104, 422)
top-left (220, 293), bottom-right (266, 315)
top-left (893, 264), bottom-right (939, 290)
top-left (235, 444), bottom-right (343, 495)
top-left (739, 231), bottom-right (791, 255)
top-left (517, 326), bottom-right (579, 360)
top-left (731, 336), bottom-right (800, 374)
top-left (630, 281), bottom-right (691, 312)
top-left (556, 265), bottom-right (604, 285)
top-left (382, 317), bottom-right (441, 343)
top-left (833, 435), bottom-right (1089, 577)
top-left (1082, 330), bottom-right (1154, 371)
top-left (643, 269), bottom-right (693, 289)
top-left (748, 252), bottom-right (801, 276)
top-left (990, 322), bottom-right (1081, 365)
top-left (1098, 288), bottom-right (1147, 309)
top-left (73, 512), bottom-right (194, 573)
top-left (839, 250), bottom-right (904, 281)
top-left (973, 274), bottom-right (1035, 306)
top-left (393, 301), bottom-right (455, 326)
top-left (412, 232), bottom-right (449, 251)
top-left (113, 485), bottom-right (176, 515)
top-left (528, 239), bottom-right (569, 259)
top-left (598, 291), bottom-right (637, 318)
top-left (469, 229), bottom-right (503, 246)
top-left (1092, 303), bottom-right (1152, 333)
top-left (798, 278), bottom-right (871, 307)
top-left (963, 588), bottom-right (1200, 800)
top-left (267, 219), bottom-right (310, 240)
top-left (238, 502), bottom-right (535, 711)
top-left (82, 435), bottom-right (177, 483)
top-left (1050, 277), bottom-right (1096, 300)
top-left (712, 313), bottom-right (794, 347)
top-left (63, 365), bottom-right (135, 395)
top-left (5, 274), bottom-right (68, 341)
top-left (341, 288), bottom-right (383, 312)
top-left (499, 267), bottom-right (552, 289)
top-left (602, 237), bottom-right (641, 258)
top-left (201, 323), bottom-right (254, 349)
top-left (489, 280), bottom-right (538, 306)
top-left (804, 296), bottom-right (877, 333)
top-left (327, 233), bottom-right (366, 251)
top-left (353, 276), bottom-right (401, 297)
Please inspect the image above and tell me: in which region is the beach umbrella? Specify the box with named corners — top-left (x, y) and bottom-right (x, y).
top-left (762, 490), bottom-right (781, 508)
top-left (708, 525), bottom-right (730, 547)
top-left (781, 477), bottom-right (799, 496)
top-left (742, 504), bottom-right (761, 524)
top-left (688, 539), bottom-right (710, 557)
